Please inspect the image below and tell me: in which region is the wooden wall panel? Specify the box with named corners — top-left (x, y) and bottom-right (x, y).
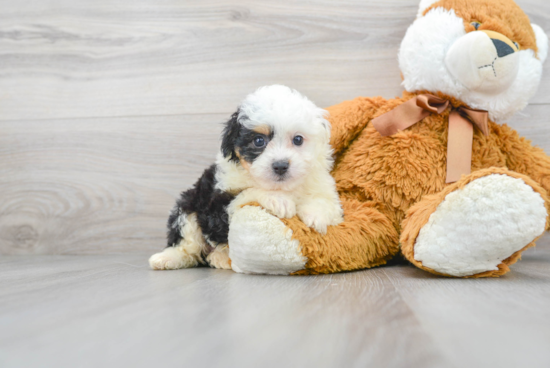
top-left (0, 0), bottom-right (549, 254)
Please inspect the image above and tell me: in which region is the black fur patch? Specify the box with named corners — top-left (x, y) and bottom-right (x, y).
top-left (221, 111), bottom-right (241, 163)
top-left (166, 164), bottom-right (235, 255)
top-left (167, 110), bottom-right (275, 260)
top-left (235, 127), bottom-right (272, 163)
top-left (221, 109), bottom-right (274, 164)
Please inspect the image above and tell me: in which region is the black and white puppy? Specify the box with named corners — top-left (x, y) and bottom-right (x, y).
top-left (149, 85), bottom-right (343, 270)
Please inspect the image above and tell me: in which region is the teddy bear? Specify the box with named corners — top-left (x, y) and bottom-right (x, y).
top-left (227, 0), bottom-right (550, 278)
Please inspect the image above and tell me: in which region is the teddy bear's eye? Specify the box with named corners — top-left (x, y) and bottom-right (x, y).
top-left (471, 21), bottom-right (481, 30)
top-left (513, 41), bottom-right (520, 49)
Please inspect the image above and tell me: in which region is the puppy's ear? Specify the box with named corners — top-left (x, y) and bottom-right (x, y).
top-left (221, 110), bottom-right (241, 162)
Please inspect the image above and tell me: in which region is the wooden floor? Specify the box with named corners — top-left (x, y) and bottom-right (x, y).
top-left (1, 0), bottom-right (550, 367)
top-left (2, 240), bottom-right (550, 368)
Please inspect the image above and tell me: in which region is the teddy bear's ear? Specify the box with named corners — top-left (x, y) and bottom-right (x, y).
top-left (417, 0), bottom-right (440, 18)
top-left (532, 24), bottom-right (548, 63)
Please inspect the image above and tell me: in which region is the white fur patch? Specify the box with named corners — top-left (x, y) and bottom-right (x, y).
top-left (206, 246), bottom-right (231, 270)
top-left (532, 23), bottom-right (549, 63)
top-left (414, 174), bottom-right (547, 277)
top-left (399, 8), bottom-right (544, 122)
top-left (216, 85), bottom-right (343, 235)
top-left (149, 213), bottom-right (206, 270)
top-left (417, 0), bottom-right (440, 18)
top-left (229, 205), bottom-right (307, 275)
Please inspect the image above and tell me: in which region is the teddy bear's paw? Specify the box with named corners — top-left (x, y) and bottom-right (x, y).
top-left (258, 194), bottom-right (296, 219)
top-left (148, 247), bottom-right (199, 270)
top-left (228, 205), bottom-right (307, 275)
top-left (414, 174), bottom-right (547, 277)
top-left (206, 246), bottom-right (232, 270)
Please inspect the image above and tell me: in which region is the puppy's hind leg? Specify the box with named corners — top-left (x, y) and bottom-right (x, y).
top-left (206, 245), bottom-right (231, 270)
top-left (149, 213), bottom-right (206, 270)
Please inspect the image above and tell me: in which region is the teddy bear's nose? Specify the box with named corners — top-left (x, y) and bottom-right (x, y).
top-left (492, 38), bottom-right (515, 58)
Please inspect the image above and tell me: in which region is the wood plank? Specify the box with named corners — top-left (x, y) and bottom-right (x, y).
top-left (1, 103), bottom-right (550, 255)
top-left (0, 0), bottom-right (548, 121)
top-left (0, 114), bottom-right (224, 254)
top-left (384, 239), bottom-right (550, 368)
top-left (1, 248), bottom-right (548, 367)
top-left (0, 255), bottom-right (450, 368)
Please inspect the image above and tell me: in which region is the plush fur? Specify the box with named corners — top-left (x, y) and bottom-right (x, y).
top-left (149, 85), bottom-right (343, 270)
top-left (400, 0), bottom-right (546, 122)
top-left (218, 85), bottom-right (343, 235)
top-left (413, 173), bottom-right (547, 276)
top-left (228, 0), bottom-right (550, 277)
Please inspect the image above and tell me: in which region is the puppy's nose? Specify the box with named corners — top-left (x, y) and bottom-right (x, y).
top-left (272, 160), bottom-right (289, 176)
top-left (491, 38), bottom-right (515, 58)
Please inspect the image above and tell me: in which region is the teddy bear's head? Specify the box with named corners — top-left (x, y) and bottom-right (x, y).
top-left (399, 0), bottom-right (548, 121)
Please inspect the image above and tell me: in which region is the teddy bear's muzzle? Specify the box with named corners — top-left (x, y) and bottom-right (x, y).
top-left (445, 30), bottom-right (520, 94)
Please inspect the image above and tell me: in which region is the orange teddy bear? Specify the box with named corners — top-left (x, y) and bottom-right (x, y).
top-left (228, 0), bottom-right (550, 278)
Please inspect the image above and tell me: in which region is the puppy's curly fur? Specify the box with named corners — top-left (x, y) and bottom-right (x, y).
top-left (149, 85), bottom-right (343, 270)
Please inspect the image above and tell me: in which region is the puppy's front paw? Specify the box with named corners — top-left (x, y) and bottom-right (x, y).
top-left (259, 194), bottom-right (296, 219)
top-left (298, 204), bottom-right (343, 235)
top-left (299, 212), bottom-right (331, 234)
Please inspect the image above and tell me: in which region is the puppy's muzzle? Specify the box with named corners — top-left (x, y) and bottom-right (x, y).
top-left (272, 160), bottom-right (289, 176)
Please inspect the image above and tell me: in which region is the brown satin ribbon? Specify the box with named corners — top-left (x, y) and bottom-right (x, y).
top-left (371, 94), bottom-right (489, 183)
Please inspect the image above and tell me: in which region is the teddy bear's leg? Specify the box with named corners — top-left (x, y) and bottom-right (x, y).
top-left (401, 168), bottom-right (549, 278)
top-left (228, 199), bottom-right (399, 275)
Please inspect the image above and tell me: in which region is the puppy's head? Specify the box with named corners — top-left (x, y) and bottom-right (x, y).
top-left (221, 85), bottom-right (331, 191)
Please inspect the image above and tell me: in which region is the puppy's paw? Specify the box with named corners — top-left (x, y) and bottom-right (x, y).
top-left (299, 212), bottom-right (331, 234)
top-left (259, 194), bottom-right (296, 219)
top-left (298, 203), bottom-right (343, 235)
top-left (149, 247), bottom-right (198, 270)
top-left (206, 246), bottom-right (232, 270)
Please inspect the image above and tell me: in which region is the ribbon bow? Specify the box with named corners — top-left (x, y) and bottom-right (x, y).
top-left (371, 94), bottom-right (489, 183)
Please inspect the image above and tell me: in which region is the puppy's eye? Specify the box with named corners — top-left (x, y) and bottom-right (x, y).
top-left (253, 136), bottom-right (265, 148)
top-left (513, 41), bottom-right (520, 49)
top-left (293, 135), bottom-right (304, 146)
top-left (471, 21), bottom-right (481, 30)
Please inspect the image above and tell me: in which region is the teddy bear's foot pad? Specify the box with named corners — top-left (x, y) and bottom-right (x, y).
top-left (228, 205), bottom-right (307, 275)
top-left (414, 174), bottom-right (547, 277)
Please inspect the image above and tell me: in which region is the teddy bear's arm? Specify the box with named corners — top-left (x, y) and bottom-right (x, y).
top-left (326, 96), bottom-right (387, 157)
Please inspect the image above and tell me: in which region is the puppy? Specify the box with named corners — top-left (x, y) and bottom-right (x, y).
top-left (149, 85), bottom-right (343, 270)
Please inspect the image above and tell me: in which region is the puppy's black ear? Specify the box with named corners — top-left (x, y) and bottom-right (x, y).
top-left (221, 110), bottom-right (241, 162)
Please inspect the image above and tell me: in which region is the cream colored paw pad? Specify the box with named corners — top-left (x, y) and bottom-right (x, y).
top-left (414, 174), bottom-right (547, 276)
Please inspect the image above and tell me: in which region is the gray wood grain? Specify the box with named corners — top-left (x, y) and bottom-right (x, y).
top-left (0, 0), bottom-right (548, 121)
top-left (1, 245), bottom-right (550, 368)
top-left (1, 1), bottom-right (550, 367)
top-left (0, 114), bottom-right (224, 254)
top-left (1, 105), bottom-right (550, 255)
top-left (0, 0), bottom-right (549, 255)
